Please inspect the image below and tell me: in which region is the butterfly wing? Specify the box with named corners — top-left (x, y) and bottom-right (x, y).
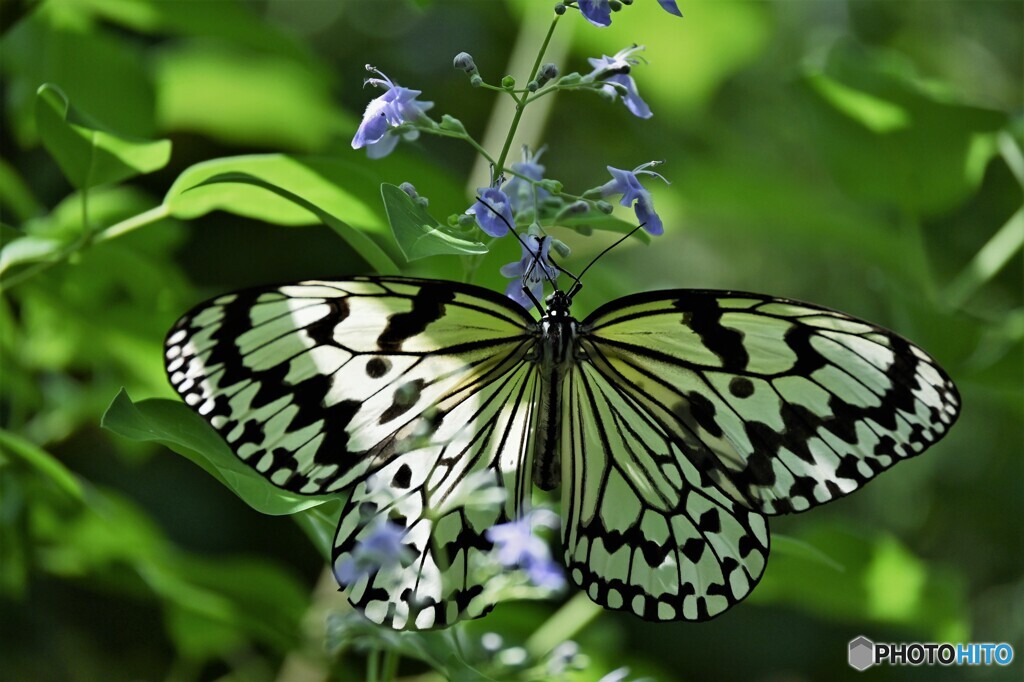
top-left (165, 277), bottom-right (539, 628)
top-left (561, 360), bottom-right (770, 621)
top-left (579, 290), bottom-right (960, 516)
top-left (562, 288), bottom-right (958, 621)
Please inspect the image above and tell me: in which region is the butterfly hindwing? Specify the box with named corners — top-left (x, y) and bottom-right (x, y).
top-left (580, 290), bottom-right (960, 516)
top-left (335, 358), bottom-right (541, 629)
top-left (561, 361), bottom-right (770, 622)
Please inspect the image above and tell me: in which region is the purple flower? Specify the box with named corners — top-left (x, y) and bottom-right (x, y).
top-left (658, 0), bottom-right (683, 17)
top-left (588, 46), bottom-right (652, 119)
top-left (334, 520), bottom-right (411, 585)
top-left (501, 235), bottom-right (559, 310)
top-left (351, 66), bottom-right (433, 157)
top-left (579, 0), bottom-right (612, 27)
top-left (504, 146), bottom-right (549, 214)
top-left (486, 510), bottom-right (565, 590)
top-left (599, 162), bottom-right (669, 235)
top-left (578, 0), bottom-right (682, 27)
top-left (469, 187), bottom-right (516, 237)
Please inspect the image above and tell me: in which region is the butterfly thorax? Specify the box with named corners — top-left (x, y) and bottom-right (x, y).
top-left (531, 305), bottom-right (580, 491)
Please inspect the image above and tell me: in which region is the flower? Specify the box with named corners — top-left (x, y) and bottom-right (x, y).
top-left (587, 46), bottom-right (652, 118)
top-left (486, 510), bottom-right (564, 590)
top-left (501, 235), bottom-right (559, 310)
top-left (578, 0), bottom-right (682, 27)
top-left (469, 186), bottom-right (516, 237)
top-left (351, 66), bottom-right (433, 157)
top-left (334, 519), bottom-right (412, 585)
top-left (658, 0), bottom-right (683, 17)
top-left (578, 0), bottom-right (612, 27)
top-left (504, 146), bottom-right (549, 214)
top-left (599, 162), bottom-right (669, 235)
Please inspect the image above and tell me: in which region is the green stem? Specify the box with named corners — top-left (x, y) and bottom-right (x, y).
top-left (0, 203), bottom-right (170, 293)
top-left (523, 592), bottom-right (603, 660)
top-left (492, 11), bottom-right (561, 185)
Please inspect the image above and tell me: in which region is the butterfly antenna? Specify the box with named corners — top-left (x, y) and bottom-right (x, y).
top-left (474, 194), bottom-right (556, 312)
top-left (567, 223), bottom-right (646, 297)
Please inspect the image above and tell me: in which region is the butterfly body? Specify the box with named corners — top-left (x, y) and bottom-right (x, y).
top-left (166, 276), bottom-right (959, 629)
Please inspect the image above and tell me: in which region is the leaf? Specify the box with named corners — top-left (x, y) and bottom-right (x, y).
top-left (800, 41), bottom-right (1007, 216)
top-left (153, 41), bottom-right (345, 151)
top-left (292, 500), bottom-right (343, 561)
top-left (750, 521), bottom-right (968, 641)
top-left (0, 235), bottom-right (68, 278)
top-left (34, 84), bottom-right (172, 190)
top-left (101, 389), bottom-right (335, 516)
top-left (382, 183), bottom-right (488, 260)
top-left (0, 428), bottom-right (84, 502)
top-left (174, 172), bottom-right (400, 274)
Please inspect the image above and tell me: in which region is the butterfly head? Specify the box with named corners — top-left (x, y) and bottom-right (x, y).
top-left (544, 289), bottom-right (573, 318)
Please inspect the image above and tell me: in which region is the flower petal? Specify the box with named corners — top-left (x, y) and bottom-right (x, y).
top-left (579, 0), bottom-right (612, 27)
top-left (657, 0), bottom-right (683, 17)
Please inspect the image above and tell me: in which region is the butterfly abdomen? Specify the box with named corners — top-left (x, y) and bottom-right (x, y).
top-left (531, 316), bottom-right (579, 490)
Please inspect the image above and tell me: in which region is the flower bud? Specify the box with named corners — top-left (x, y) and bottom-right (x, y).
top-left (609, 0), bottom-right (623, 11)
top-left (501, 75), bottom-right (516, 90)
top-left (554, 3), bottom-right (566, 15)
top-left (453, 52), bottom-right (477, 74)
top-left (596, 200), bottom-right (614, 214)
top-left (399, 182), bottom-right (418, 198)
top-left (534, 62), bottom-right (558, 89)
top-left (470, 74), bottom-right (483, 87)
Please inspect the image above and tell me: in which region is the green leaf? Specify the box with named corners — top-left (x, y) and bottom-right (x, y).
top-left (175, 172), bottom-right (400, 274)
top-left (0, 157), bottom-right (43, 223)
top-left (751, 521), bottom-right (968, 641)
top-left (153, 41), bottom-right (345, 151)
top-left (800, 41), bottom-right (1007, 216)
top-left (0, 428), bottom-right (84, 502)
top-left (2, 10), bottom-right (157, 143)
top-left (382, 183), bottom-right (488, 261)
top-left (292, 500), bottom-right (343, 561)
top-left (0, 235), bottom-right (68, 278)
top-left (34, 84), bottom-right (172, 190)
top-left (101, 389), bottom-right (335, 516)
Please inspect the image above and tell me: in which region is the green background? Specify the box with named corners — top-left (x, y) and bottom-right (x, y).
top-left (1, 1), bottom-right (1021, 680)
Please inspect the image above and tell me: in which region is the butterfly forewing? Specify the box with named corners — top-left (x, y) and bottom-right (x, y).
top-left (165, 277), bottom-right (538, 628)
top-left (581, 290), bottom-right (960, 516)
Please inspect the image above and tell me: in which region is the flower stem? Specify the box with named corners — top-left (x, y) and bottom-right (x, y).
top-left (523, 591), bottom-right (602, 660)
top-left (492, 11), bottom-right (561, 185)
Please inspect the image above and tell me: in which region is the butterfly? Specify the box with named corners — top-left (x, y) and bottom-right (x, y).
top-left (164, 268), bottom-right (959, 630)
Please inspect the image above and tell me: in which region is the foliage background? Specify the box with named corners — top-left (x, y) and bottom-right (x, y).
top-left (1, 0), bottom-right (1021, 680)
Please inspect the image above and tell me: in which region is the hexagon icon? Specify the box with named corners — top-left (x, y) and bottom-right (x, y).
top-left (849, 636), bottom-right (875, 671)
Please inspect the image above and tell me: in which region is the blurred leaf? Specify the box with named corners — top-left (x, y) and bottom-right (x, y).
top-left (102, 390), bottom-right (336, 516)
top-left (34, 84), bottom-right (171, 189)
top-left (801, 41), bottom-right (1007, 216)
top-left (169, 169), bottom-right (400, 274)
top-left (0, 235), bottom-right (67, 278)
top-left (58, 0), bottom-right (314, 64)
top-left (0, 157), bottom-right (42, 222)
top-left (154, 555), bottom-right (307, 657)
top-left (0, 428), bottom-right (84, 502)
top-left (382, 183), bottom-right (487, 261)
top-left (0, 470), bottom-right (30, 597)
top-left (1, 8), bottom-right (156, 142)
top-left (752, 520), bottom-right (968, 641)
top-left (153, 41), bottom-right (343, 150)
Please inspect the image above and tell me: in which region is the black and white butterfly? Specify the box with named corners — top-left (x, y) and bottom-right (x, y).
top-left (165, 264), bottom-right (959, 630)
